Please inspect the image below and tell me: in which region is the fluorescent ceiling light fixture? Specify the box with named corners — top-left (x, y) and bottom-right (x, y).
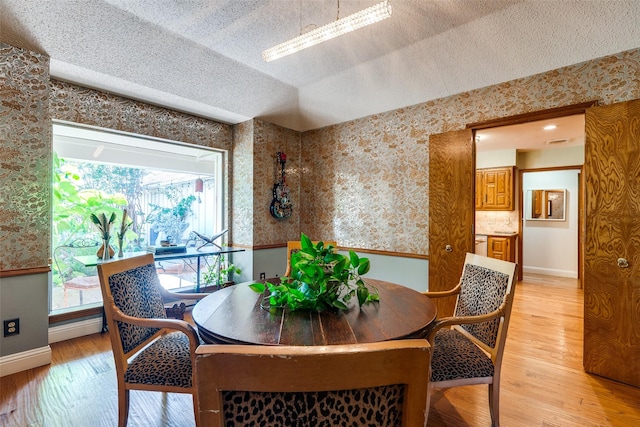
top-left (262, 1), bottom-right (392, 62)
top-left (543, 124), bottom-right (557, 130)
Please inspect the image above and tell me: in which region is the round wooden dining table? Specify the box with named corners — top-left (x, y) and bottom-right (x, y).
top-left (192, 278), bottom-right (436, 346)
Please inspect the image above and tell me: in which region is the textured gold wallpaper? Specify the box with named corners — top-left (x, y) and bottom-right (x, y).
top-left (50, 81), bottom-right (233, 151)
top-left (0, 43), bottom-right (51, 271)
top-left (299, 49), bottom-right (640, 255)
top-left (231, 120), bottom-right (255, 247)
top-left (3, 40), bottom-right (640, 270)
top-left (1, 42), bottom-right (234, 271)
top-left (233, 119), bottom-right (302, 248)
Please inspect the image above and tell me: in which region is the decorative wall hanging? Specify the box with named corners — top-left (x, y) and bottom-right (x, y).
top-left (270, 151), bottom-right (293, 219)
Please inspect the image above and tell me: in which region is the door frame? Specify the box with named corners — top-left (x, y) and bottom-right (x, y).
top-left (518, 165), bottom-right (584, 287)
top-left (466, 101), bottom-right (596, 283)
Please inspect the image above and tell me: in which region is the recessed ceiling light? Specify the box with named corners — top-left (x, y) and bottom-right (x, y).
top-left (543, 125), bottom-right (557, 130)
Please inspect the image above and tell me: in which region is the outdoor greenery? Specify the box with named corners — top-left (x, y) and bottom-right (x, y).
top-left (50, 145), bottom-right (221, 312)
top-left (202, 255), bottom-right (242, 287)
top-left (53, 153), bottom-right (131, 245)
top-left (52, 154), bottom-right (138, 286)
top-left (146, 194), bottom-right (196, 245)
top-left (52, 153), bottom-right (202, 289)
top-left (250, 233), bottom-right (379, 311)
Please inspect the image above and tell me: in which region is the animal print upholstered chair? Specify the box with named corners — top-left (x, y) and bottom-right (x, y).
top-left (423, 253), bottom-right (517, 427)
top-left (195, 340), bottom-right (432, 427)
top-left (97, 254), bottom-right (206, 427)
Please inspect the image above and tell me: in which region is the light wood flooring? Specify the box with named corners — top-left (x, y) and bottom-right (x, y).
top-left (1, 274), bottom-right (639, 426)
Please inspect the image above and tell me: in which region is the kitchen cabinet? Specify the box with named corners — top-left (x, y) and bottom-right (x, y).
top-left (476, 167), bottom-right (514, 210)
top-left (487, 234), bottom-right (517, 262)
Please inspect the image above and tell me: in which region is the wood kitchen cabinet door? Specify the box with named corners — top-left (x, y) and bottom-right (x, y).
top-left (488, 236), bottom-right (510, 261)
top-left (475, 170), bottom-right (485, 209)
top-left (476, 167), bottom-right (514, 210)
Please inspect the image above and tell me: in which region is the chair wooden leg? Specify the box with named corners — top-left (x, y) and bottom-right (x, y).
top-left (118, 387), bottom-right (130, 427)
top-left (425, 386), bottom-right (433, 427)
top-left (192, 390), bottom-right (201, 427)
top-left (488, 382), bottom-right (500, 427)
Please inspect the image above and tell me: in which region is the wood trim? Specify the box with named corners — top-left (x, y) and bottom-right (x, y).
top-left (340, 247), bottom-right (429, 260)
top-left (248, 243), bottom-right (285, 250)
top-left (519, 165), bottom-right (582, 173)
top-left (517, 165), bottom-right (584, 285)
top-left (0, 266), bottom-right (50, 278)
top-left (251, 243), bottom-right (429, 260)
top-left (49, 305), bottom-right (104, 325)
top-left (518, 169), bottom-right (524, 281)
top-left (467, 101), bottom-right (598, 130)
top-left (578, 169), bottom-right (584, 287)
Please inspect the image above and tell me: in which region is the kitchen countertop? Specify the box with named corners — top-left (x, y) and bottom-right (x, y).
top-left (476, 231), bottom-right (518, 237)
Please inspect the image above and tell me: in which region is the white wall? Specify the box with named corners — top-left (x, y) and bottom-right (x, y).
top-left (476, 148), bottom-right (516, 169)
top-left (517, 145), bottom-right (584, 169)
top-left (250, 248), bottom-right (429, 292)
top-left (522, 170), bottom-right (579, 277)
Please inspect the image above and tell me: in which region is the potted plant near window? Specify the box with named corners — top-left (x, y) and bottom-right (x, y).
top-left (202, 256), bottom-right (241, 289)
top-left (250, 233), bottom-right (379, 311)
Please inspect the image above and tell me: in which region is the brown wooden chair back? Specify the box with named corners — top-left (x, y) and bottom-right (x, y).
top-left (195, 339), bottom-right (431, 427)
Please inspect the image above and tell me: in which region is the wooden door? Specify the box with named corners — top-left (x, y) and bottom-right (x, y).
top-left (584, 100), bottom-right (640, 387)
top-left (428, 129), bottom-right (475, 318)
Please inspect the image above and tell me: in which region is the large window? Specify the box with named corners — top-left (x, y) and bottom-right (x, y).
top-left (51, 122), bottom-right (224, 313)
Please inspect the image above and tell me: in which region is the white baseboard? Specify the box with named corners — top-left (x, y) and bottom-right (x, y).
top-left (0, 345), bottom-right (52, 377)
top-left (522, 266), bottom-right (578, 278)
top-left (48, 317), bottom-right (104, 344)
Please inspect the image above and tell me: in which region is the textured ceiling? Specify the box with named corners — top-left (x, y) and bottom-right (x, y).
top-left (1, 0), bottom-right (640, 131)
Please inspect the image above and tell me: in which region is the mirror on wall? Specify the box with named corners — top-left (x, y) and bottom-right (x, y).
top-left (525, 189), bottom-right (566, 221)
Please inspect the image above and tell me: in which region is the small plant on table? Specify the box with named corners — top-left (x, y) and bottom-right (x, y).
top-left (250, 233), bottom-right (379, 311)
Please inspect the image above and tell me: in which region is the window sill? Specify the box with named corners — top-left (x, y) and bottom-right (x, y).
top-left (49, 303), bottom-right (103, 325)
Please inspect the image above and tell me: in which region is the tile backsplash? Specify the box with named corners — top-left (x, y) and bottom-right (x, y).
top-left (475, 210), bottom-right (520, 235)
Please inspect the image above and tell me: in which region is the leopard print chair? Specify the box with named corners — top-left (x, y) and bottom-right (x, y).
top-left (97, 253), bottom-right (208, 427)
top-left (195, 340), bottom-right (432, 427)
top-left (423, 252), bottom-right (517, 427)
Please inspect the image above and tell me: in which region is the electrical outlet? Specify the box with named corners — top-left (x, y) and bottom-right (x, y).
top-left (4, 318), bottom-right (19, 337)
top-left (259, 272), bottom-right (266, 280)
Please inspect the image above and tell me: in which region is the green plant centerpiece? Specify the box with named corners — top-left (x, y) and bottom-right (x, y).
top-left (249, 233), bottom-right (379, 311)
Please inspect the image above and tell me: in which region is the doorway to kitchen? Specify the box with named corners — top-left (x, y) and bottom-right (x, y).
top-left (473, 107), bottom-right (586, 285)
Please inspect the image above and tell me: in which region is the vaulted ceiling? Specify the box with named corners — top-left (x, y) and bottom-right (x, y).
top-left (2, 0), bottom-right (639, 132)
